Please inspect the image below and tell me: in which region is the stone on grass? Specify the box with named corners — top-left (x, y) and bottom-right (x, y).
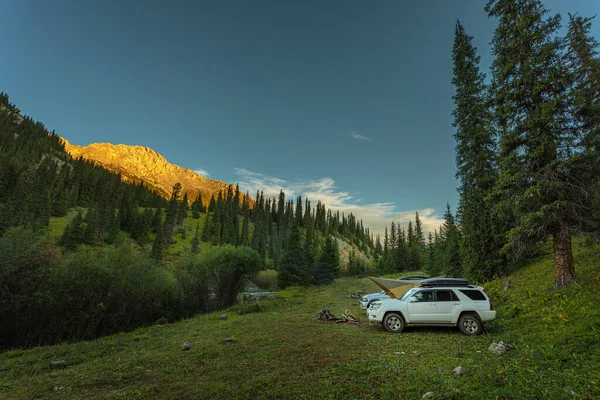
top-left (489, 340), bottom-right (514, 356)
top-left (221, 337), bottom-right (236, 344)
top-left (51, 360), bottom-right (67, 367)
top-left (219, 314), bottom-right (228, 320)
top-left (453, 366), bottom-right (469, 376)
top-left (182, 342), bottom-right (192, 351)
top-left (422, 392), bottom-right (434, 399)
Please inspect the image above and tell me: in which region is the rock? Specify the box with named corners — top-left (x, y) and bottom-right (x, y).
top-left (182, 342), bottom-right (192, 351)
top-left (393, 351), bottom-right (406, 355)
top-left (489, 342), bottom-right (506, 355)
top-left (489, 340), bottom-right (515, 355)
top-left (219, 314), bottom-right (227, 320)
top-left (221, 337), bottom-right (236, 344)
top-left (51, 360), bottom-right (67, 367)
top-left (422, 392), bottom-right (435, 399)
top-left (453, 366), bottom-right (469, 376)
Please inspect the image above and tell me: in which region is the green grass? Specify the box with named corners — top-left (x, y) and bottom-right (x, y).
top-left (1, 240), bottom-right (599, 399)
top-left (48, 209), bottom-right (85, 239)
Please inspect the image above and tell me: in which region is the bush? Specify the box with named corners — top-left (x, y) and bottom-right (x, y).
top-left (0, 228), bottom-right (61, 348)
top-left (175, 245), bottom-right (261, 314)
top-left (1, 236), bottom-right (261, 349)
top-left (48, 243), bottom-right (181, 342)
top-left (174, 254), bottom-right (212, 315)
top-left (253, 269), bottom-right (278, 290)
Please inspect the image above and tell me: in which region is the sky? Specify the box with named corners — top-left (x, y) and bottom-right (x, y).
top-left (1, 0), bottom-right (599, 236)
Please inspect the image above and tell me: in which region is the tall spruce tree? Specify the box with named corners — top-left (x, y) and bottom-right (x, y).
top-left (486, 0), bottom-right (595, 288)
top-left (191, 224), bottom-right (200, 255)
top-left (151, 220), bottom-right (164, 260)
top-left (277, 223), bottom-right (311, 287)
top-left (316, 233), bottom-right (340, 285)
top-left (440, 203), bottom-right (462, 277)
top-left (566, 14), bottom-right (600, 240)
top-left (452, 20), bottom-right (506, 281)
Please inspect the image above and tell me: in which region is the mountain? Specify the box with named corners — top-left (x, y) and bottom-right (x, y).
top-left (61, 139), bottom-right (251, 205)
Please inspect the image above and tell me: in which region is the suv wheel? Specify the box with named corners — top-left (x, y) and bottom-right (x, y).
top-left (383, 312), bottom-right (405, 333)
top-left (458, 313), bottom-right (482, 336)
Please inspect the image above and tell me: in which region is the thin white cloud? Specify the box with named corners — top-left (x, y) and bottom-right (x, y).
top-left (193, 168), bottom-right (210, 177)
top-left (233, 168), bottom-right (444, 236)
top-left (351, 132), bottom-right (372, 141)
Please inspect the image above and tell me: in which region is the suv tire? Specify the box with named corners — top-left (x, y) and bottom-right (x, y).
top-left (458, 313), bottom-right (482, 336)
top-left (383, 312), bottom-right (405, 333)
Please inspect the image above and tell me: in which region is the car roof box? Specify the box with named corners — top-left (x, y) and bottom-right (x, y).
top-left (419, 278), bottom-right (470, 287)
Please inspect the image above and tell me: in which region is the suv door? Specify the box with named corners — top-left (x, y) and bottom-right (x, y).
top-left (407, 290), bottom-right (437, 322)
top-left (434, 289), bottom-right (462, 323)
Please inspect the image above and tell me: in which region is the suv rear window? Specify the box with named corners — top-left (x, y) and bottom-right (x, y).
top-left (459, 289), bottom-right (486, 301)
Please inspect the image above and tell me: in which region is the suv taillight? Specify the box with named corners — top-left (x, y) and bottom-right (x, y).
top-left (489, 300), bottom-right (494, 311)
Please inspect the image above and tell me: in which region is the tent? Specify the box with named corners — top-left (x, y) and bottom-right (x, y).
top-left (367, 277), bottom-right (419, 299)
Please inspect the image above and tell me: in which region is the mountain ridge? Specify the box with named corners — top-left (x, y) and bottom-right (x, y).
top-left (61, 138), bottom-right (251, 205)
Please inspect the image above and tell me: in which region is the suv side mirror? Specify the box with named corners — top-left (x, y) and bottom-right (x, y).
top-left (408, 297), bottom-right (417, 303)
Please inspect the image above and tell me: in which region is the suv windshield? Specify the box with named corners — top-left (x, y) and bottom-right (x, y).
top-left (400, 288), bottom-right (419, 301)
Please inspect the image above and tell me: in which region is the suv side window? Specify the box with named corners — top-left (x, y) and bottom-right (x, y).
top-left (459, 289), bottom-right (486, 301)
top-left (412, 290), bottom-right (434, 302)
top-left (436, 290), bottom-right (459, 302)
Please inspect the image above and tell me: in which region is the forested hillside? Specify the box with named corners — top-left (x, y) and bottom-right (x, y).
top-left (0, 93), bottom-right (167, 235)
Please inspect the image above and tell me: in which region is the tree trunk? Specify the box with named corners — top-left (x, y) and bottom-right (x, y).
top-left (553, 231), bottom-right (575, 289)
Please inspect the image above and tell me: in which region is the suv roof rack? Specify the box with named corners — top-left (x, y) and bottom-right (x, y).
top-left (419, 278), bottom-right (470, 287)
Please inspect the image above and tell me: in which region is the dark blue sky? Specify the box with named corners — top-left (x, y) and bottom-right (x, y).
top-left (2, 0), bottom-right (598, 233)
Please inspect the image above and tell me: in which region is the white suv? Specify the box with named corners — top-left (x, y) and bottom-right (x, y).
top-left (367, 278), bottom-right (496, 335)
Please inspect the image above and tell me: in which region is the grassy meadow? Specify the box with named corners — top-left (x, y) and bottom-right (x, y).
top-left (1, 240), bottom-right (599, 399)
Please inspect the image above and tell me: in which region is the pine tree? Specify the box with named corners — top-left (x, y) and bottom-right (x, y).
top-left (452, 19), bottom-right (506, 281)
top-left (395, 227), bottom-right (407, 272)
top-left (151, 208), bottom-right (162, 233)
top-left (426, 232), bottom-right (435, 272)
top-left (201, 212), bottom-right (212, 242)
top-left (240, 196), bottom-right (250, 246)
top-left (59, 210), bottom-right (84, 251)
top-left (486, 0), bottom-right (595, 288)
top-left (191, 223), bottom-right (200, 255)
top-left (295, 195), bottom-right (303, 227)
top-left (440, 203), bottom-right (462, 277)
top-left (566, 14), bottom-right (600, 240)
top-left (105, 209), bottom-right (121, 245)
top-left (163, 183), bottom-right (181, 248)
top-left (278, 223), bottom-right (311, 287)
top-left (151, 220), bottom-right (164, 260)
top-left (207, 195), bottom-right (216, 212)
top-left (316, 233), bottom-right (340, 285)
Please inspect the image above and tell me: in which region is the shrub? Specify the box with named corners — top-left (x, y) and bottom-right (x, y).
top-left (174, 254), bottom-right (212, 315)
top-left (49, 243), bottom-right (181, 342)
top-left (253, 269), bottom-right (278, 290)
top-left (176, 245), bottom-right (261, 314)
top-left (0, 228), bottom-right (61, 348)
